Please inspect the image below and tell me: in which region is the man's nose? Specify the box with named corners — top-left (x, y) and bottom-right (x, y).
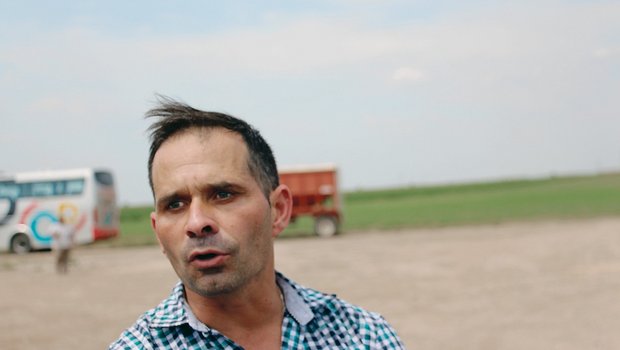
top-left (185, 199), bottom-right (219, 238)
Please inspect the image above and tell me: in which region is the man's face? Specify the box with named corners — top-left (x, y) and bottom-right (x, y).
top-left (150, 128), bottom-right (278, 297)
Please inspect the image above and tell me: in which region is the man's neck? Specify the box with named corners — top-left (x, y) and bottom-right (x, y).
top-left (185, 272), bottom-right (284, 349)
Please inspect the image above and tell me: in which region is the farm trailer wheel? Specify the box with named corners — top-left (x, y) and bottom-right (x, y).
top-left (314, 215), bottom-right (339, 237)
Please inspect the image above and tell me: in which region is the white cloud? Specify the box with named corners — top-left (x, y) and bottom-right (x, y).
top-left (3, 1), bottom-right (620, 78)
top-left (391, 67), bottom-right (425, 82)
top-left (27, 96), bottom-right (83, 115)
top-left (593, 47), bottom-right (620, 58)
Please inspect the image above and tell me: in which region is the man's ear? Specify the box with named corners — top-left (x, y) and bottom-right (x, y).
top-left (270, 184), bottom-right (293, 238)
top-left (150, 212), bottom-right (166, 255)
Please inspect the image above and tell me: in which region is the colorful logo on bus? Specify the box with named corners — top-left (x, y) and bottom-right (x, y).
top-left (19, 202), bottom-right (86, 243)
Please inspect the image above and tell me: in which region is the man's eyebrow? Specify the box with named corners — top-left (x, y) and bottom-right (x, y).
top-left (205, 182), bottom-right (244, 192)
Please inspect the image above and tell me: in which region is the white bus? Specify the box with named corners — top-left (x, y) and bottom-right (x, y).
top-left (0, 168), bottom-right (120, 253)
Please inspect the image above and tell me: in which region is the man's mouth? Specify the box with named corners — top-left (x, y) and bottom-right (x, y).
top-left (188, 249), bottom-right (230, 269)
top-left (194, 253), bottom-right (218, 261)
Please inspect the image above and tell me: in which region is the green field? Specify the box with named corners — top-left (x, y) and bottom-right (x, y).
top-left (102, 172), bottom-right (620, 247)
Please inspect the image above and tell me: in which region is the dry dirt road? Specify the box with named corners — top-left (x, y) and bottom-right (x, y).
top-left (1, 217), bottom-right (620, 349)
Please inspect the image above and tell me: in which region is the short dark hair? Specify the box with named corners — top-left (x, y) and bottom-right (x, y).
top-left (146, 95), bottom-right (279, 199)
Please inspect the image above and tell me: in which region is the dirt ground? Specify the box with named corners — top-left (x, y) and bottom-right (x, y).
top-left (1, 217), bottom-right (620, 349)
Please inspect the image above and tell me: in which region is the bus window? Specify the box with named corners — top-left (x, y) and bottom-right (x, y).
top-left (54, 181), bottom-right (65, 195)
top-left (31, 182), bottom-right (54, 197)
top-left (0, 181), bottom-right (19, 199)
top-left (65, 179), bottom-right (85, 195)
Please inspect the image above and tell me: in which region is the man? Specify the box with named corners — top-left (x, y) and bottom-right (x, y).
top-left (109, 96), bottom-right (405, 349)
top-left (50, 214), bottom-right (74, 274)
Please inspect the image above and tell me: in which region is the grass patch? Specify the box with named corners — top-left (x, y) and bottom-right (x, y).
top-left (280, 216), bottom-right (317, 238)
top-left (343, 173), bottom-right (620, 230)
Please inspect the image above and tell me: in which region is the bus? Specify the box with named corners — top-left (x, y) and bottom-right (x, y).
top-left (0, 168), bottom-right (120, 253)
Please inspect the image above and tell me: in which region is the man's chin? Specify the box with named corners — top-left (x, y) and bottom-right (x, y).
top-left (186, 273), bottom-right (241, 298)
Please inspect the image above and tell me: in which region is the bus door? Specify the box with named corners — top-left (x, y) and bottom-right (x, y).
top-left (0, 180), bottom-right (18, 226)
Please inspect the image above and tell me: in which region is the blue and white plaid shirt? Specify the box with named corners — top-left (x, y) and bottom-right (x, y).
top-left (109, 272), bottom-right (405, 349)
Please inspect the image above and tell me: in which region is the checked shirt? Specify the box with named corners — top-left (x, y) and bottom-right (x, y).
top-left (109, 272), bottom-right (405, 349)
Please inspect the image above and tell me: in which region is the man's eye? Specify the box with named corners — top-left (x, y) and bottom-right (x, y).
top-left (215, 191), bottom-right (233, 200)
top-left (167, 201), bottom-right (184, 210)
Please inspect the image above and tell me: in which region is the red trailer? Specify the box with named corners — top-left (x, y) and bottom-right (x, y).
top-left (278, 164), bottom-right (342, 237)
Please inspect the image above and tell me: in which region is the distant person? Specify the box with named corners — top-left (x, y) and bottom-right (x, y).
top-left (50, 214), bottom-right (75, 274)
top-left (109, 96), bottom-right (405, 349)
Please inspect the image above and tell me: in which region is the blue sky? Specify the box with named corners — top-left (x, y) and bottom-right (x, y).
top-left (1, 0), bottom-right (619, 205)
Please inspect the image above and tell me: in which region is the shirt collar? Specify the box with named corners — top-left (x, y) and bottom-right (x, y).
top-left (149, 272), bottom-right (328, 330)
top-left (148, 282), bottom-right (189, 328)
top-left (277, 272), bottom-right (315, 326)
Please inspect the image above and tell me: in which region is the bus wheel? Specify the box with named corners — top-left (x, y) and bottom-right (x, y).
top-left (10, 233), bottom-right (31, 254)
top-left (314, 216), bottom-right (339, 238)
